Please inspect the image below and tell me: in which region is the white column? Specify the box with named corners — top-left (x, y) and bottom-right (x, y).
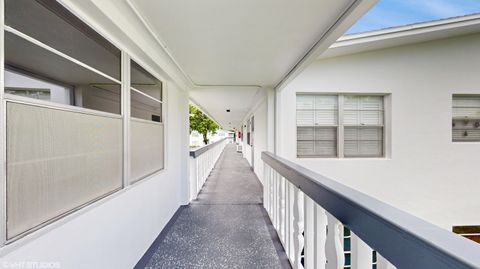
top-left (326, 213), bottom-right (344, 269)
top-left (351, 233), bottom-right (372, 269)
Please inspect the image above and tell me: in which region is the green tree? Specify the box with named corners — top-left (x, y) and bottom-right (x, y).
top-left (189, 104), bottom-right (220, 145)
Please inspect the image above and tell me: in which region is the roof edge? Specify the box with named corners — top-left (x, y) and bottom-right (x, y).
top-left (330, 13), bottom-right (480, 49)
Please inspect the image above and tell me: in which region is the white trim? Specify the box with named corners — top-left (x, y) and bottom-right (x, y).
top-left (130, 116), bottom-right (163, 126)
top-left (121, 51), bottom-right (131, 187)
top-left (338, 95), bottom-right (345, 158)
top-left (323, 13), bottom-right (480, 59)
top-left (337, 13), bottom-right (480, 44)
top-left (4, 94), bottom-right (122, 119)
top-left (131, 86), bottom-right (163, 104)
top-left (0, 0), bottom-right (6, 247)
top-left (4, 26), bottom-right (121, 85)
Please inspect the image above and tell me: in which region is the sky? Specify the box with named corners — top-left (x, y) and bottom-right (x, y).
top-left (347, 0), bottom-right (480, 34)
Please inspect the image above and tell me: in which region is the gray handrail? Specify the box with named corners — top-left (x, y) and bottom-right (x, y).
top-left (189, 138), bottom-right (227, 158)
top-left (262, 151), bottom-right (480, 269)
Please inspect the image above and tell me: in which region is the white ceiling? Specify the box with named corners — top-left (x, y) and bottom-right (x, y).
top-left (129, 0), bottom-right (372, 128)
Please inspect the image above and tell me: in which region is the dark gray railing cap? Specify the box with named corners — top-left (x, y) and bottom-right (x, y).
top-left (189, 138), bottom-right (228, 158)
top-left (262, 151), bottom-right (480, 269)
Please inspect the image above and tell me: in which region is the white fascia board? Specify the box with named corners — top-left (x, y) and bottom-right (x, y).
top-left (324, 13), bottom-right (480, 58)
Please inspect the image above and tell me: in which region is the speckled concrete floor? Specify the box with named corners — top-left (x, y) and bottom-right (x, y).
top-left (136, 144), bottom-right (290, 269)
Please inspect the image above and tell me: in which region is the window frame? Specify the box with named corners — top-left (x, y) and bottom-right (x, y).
top-left (296, 93), bottom-right (387, 159)
top-left (452, 94), bottom-right (480, 143)
top-left (0, 0), bottom-right (169, 245)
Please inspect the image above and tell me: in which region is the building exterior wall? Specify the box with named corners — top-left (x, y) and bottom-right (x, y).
top-left (277, 33), bottom-right (480, 230)
top-left (0, 1), bottom-right (190, 268)
top-left (242, 95), bottom-right (270, 184)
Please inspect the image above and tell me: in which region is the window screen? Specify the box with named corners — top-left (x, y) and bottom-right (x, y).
top-left (296, 94), bottom-right (384, 158)
top-left (6, 102), bottom-right (122, 239)
top-left (129, 60), bottom-right (164, 183)
top-left (452, 95), bottom-right (480, 142)
top-left (131, 60), bottom-right (162, 122)
top-left (5, 0), bottom-right (121, 80)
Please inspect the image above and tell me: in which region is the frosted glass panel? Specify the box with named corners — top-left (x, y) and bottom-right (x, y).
top-left (6, 102), bottom-right (122, 239)
top-left (130, 119), bottom-right (164, 183)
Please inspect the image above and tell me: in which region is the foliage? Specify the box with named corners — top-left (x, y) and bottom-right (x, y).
top-left (189, 104), bottom-right (220, 145)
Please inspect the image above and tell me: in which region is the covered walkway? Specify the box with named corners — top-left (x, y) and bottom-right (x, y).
top-left (135, 144), bottom-right (290, 269)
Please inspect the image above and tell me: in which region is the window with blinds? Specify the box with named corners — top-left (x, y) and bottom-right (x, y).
top-left (344, 96), bottom-right (384, 157)
top-left (296, 95), bottom-right (338, 157)
top-left (296, 94), bottom-right (384, 158)
top-left (452, 95), bottom-right (480, 142)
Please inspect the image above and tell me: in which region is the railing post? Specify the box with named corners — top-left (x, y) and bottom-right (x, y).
top-left (326, 212), bottom-right (344, 269)
top-left (351, 233), bottom-right (372, 269)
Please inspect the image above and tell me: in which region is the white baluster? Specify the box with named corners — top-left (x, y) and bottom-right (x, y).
top-left (275, 173), bottom-right (281, 228)
top-left (264, 165), bottom-right (269, 211)
top-left (351, 233), bottom-right (372, 269)
top-left (287, 181), bottom-right (295, 260)
top-left (269, 168), bottom-right (274, 218)
top-left (314, 204), bottom-right (327, 269)
top-left (303, 195), bottom-right (315, 269)
top-left (325, 213), bottom-right (344, 269)
top-left (273, 171), bottom-right (277, 228)
top-left (280, 176), bottom-right (286, 243)
top-left (282, 177), bottom-right (288, 246)
top-left (285, 181), bottom-right (291, 256)
top-left (377, 253), bottom-right (396, 269)
top-left (292, 187), bottom-right (305, 269)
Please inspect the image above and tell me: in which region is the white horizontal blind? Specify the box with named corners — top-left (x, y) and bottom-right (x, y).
top-left (452, 95), bottom-right (480, 142)
top-left (130, 119), bottom-right (164, 183)
top-left (297, 95), bottom-right (337, 157)
top-left (6, 102), bottom-right (123, 239)
top-left (344, 96), bottom-right (384, 157)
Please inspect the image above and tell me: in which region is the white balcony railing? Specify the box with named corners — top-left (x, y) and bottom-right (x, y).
top-left (189, 138), bottom-right (228, 201)
top-left (262, 151), bottom-right (480, 269)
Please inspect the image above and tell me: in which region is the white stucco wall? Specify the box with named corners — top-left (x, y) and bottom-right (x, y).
top-left (242, 97), bottom-right (269, 183)
top-left (0, 0), bottom-right (191, 268)
top-left (278, 33), bottom-right (480, 230)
